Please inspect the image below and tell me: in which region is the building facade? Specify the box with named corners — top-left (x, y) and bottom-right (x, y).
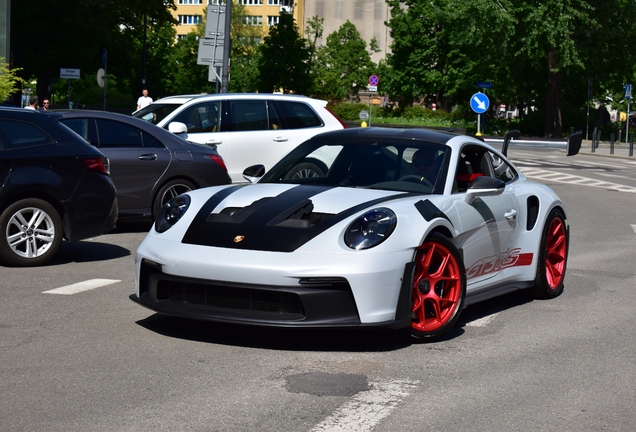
top-left (173, 0), bottom-right (304, 40)
top-left (302, 0), bottom-right (391, 63)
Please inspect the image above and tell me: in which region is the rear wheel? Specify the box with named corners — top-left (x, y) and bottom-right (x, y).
top-left (152, 179), bottom-right (195, 219)
top-left (532, 208), bottom-right (568, 299)
top-left (410, 233), bottom-right (466, 341)
top-left (0, 199), bottom-right (63, 267)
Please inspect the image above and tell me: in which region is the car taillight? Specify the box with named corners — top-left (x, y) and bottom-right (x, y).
top-left (209, 154), bottom-right (227, 171)
top-left (325, 107), bottom-right (347, 129)
top-left (81, 156), bottom-right (110, 175)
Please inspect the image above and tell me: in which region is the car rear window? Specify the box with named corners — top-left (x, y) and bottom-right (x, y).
top-left (0, 119), bottom-right (53, 149)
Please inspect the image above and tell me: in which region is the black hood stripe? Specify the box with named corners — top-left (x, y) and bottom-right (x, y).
top-left (182, 184), bottom-right (412, 252)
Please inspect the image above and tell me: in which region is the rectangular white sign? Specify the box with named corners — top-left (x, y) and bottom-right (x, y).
top-left (60, 68), bottom-right (80, 79)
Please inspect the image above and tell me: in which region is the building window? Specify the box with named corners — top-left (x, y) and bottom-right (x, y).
top-left (209, 0), bottom-right (226, 4)
top-left (335, 1), bottom-right (343, 19)
top-left (178, 15), bottom-right (202, 25)
top-left (267, 16), bottom-right (279, 26)
top-left (268, 0), bottom-right (279, 4)
top-left (243, 15), bottom-right (263, 26)
top-left (177, 34), bottom-right (188, 40)
top-left (315, 1), bottom-right (324, 17)
top-left (178, 0), bottom-right (203, 4)
top-left (238, 0), bottom-right (263, 5)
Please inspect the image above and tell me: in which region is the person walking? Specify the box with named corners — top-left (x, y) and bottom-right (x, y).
top-left (25, 96), bottom-right (39, 110)
top-left (136, 89), bottom-right (153, 111)
top-left (39, 98), bottom-right (50, 111)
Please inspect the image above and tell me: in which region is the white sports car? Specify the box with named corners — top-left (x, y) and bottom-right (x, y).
top-left (130, 127), bottom-right (581, 340)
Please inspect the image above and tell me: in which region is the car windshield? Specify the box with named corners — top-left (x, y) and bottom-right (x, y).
top-left (260, 137), bottom-right (450, 194)
top-left (132, 103), bottom-right (182, 125)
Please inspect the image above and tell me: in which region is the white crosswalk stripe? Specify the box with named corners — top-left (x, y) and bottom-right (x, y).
top-left (520, 168), bottom-right (636, 193)
top-left (43, 279), bottom-right (121, 295)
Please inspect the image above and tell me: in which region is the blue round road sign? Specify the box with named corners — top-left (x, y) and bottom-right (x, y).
top-left (470, 93), bottom-right (490, 114)
top-left (369, 75), bottom-right (380, 86)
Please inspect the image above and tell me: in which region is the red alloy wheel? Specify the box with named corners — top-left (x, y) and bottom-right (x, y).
top-left (411, 240), bottom-right (462, 333)
top-left (545, 217), bottom-right (567, 289)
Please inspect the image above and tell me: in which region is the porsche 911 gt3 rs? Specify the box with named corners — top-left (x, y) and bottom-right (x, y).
top-left (130, 127), bottom-right (581, 340)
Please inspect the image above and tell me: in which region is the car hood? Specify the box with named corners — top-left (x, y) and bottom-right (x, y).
top-left (181, 183), bottom-right (414, 252)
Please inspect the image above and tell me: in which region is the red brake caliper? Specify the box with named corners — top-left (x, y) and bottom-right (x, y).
top-left (412, 241), bottom-right (462, 332)
top-left (545, 218), bottom-right (566, 289)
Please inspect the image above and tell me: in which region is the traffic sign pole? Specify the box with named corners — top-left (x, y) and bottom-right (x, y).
top-left (626, 84), bottom-right (632, 144)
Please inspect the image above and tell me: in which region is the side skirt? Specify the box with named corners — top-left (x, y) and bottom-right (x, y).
top-left (464, 280), bottom-right (533, 307)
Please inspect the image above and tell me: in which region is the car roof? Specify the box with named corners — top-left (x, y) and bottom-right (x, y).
top-left (310, 126), bottom-right (460, 145)
top-left (153, 92), bottom-right (325, 105)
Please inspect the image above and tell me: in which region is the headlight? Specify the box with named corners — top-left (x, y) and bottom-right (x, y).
top-left (344, 208), bottom-right (397, 250)
top-left (155, 194), bottom-right (191, 233)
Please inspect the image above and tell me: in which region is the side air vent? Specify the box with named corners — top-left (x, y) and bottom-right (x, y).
top-left (526, 196), bottom-right (540, 231)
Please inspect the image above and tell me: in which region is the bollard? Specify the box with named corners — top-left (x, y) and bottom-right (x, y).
top-left (570, 126), bottom-right (574, 136)
top-left (610, 133), bottom-right (615, 154)
top-left (630, 135), bottom-right (634, 157)
top-left (593, 127), bottom-right (598, 149)
top-left (619, 130), bottom-right (622, 144)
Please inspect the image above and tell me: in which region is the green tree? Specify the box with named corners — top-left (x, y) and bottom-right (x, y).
top-left (314, 21), bottom-right (376, 101)
top-left (11, 0), bottom-right (176, 104)
top-left (0, 58), bottom-right (26, 101)
top-left (257, 11), bottom-right (311, 94)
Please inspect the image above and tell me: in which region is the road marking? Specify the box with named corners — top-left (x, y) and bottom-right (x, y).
top-left (632, 225), bottom-right (636, 234)
top-left (520, 168), bottom-right (636, 193)
top-left (310, 379), bottom-right (419, 432)
top-left (43, 279), bottom-right (121, 295)
top-left (466, 313), bottom-right (499, 327)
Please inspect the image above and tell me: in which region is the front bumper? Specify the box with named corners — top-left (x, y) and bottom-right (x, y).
top-left (131, 243), bottom-right (415, 329)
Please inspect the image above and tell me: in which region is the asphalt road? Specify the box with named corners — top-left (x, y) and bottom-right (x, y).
top-left (1, 147), bottom-right (635, 432)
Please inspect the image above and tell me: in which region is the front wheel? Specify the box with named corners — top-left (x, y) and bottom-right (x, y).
top-left (284, 162), bottom-right (325, 180)
top-left (0, 199), bottom-right (63, 267)
top-left (532, 208), bottom-right (568, 299)
top-left (410, 232), bottom-right (466, 341)
top-left (152, 179), bottom-right (195, 220)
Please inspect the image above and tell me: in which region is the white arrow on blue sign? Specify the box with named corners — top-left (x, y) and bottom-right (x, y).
top-left (625, 84), bottom-right (631, 100)
top-left (470, 93), bottom-right (490, 113)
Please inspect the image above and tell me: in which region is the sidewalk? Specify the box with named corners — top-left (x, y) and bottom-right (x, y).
top-left (578, 140), bottom-right (635, 159)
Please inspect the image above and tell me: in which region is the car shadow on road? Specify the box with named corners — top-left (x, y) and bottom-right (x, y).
top-left (47, 240), bottom-right (131, 265)
top-left (136, 314), bottom-right (411, 352)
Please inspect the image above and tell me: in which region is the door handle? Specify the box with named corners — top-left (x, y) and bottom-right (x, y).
top-left (504, 209), bottom-right (517, 221)
top-left (273, 137), bottom-right (289, 142)
top-left (206, 140), bottom-right (223, 145)
top-left (138, 154), bottom-right (157, 161)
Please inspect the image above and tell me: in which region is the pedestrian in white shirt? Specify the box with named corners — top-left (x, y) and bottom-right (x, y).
top-left (136, 89), bottom-right (153, 110)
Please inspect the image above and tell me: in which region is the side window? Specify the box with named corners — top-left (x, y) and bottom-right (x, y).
top-left (142, 132), bottom-right (164, 148)
top-left (61, 118), bottom-right (89, 140)
top-left (489, 152), bottom-right (517, 183)
top-left (454, 146), bottom-right (490, 193)
top-left (95, 119), bottom-right (143, 147)
top-left (0, 119), bottom-right (53, 149)
top-left (276, 101), bottom-right (324, 129)
top-left (228, 100), bottom-right (268, 131)
top-left (171, 102), bottom-right (221, 133)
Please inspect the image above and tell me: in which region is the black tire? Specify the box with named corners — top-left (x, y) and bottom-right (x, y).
top-left (284, 162), bottom-right (325, 180)
top-left (0, 198), bottom-right (63, 267)
top-left (532, 208), bottom-right (568, 299)
top-left (152, 179), bottom-right (195, 219)
top-left (410, 232), bottom-right (466, 341)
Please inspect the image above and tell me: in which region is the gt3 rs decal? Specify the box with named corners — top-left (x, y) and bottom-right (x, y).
top-left (182, 185), bottom-right (412, 252)
top-left (466, 248), bottom-right (533, 279)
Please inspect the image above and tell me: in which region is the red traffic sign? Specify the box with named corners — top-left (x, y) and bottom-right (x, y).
top-left (369, 74), bottom-right (380, 86)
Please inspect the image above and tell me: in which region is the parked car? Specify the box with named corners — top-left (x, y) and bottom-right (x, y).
top-left (131, 94), bottom-right (202, 124)
top-left (46, 110), bottom-right (231, 220)
top-left (0, 108), bottom-right (118, 267)
top-left (132, 93), bottom-right (346, 182)
top-left (130, 127), bottom-right (582, 341)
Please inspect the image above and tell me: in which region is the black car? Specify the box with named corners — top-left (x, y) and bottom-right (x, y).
top-left (0, 108), bottom-right (118, 267)
top-left (46, 110), bottom-right (231, 219)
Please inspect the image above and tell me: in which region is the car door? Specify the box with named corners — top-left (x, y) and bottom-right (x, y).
top-left (0, 141), bottom-right (11, 191)
top-left (451, 145), bottom-right (519, 286)
top-left (63, 117), bottom-right (172, 214)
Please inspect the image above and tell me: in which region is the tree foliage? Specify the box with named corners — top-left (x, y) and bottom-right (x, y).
top-left (385, 0), bottom-right (636, 137)
top-left (257, 12), bottom-right (311, 94)
top-left (313, 21), bottom-right (376, 100)
top-left (0, 58), bottom-right (26, 101)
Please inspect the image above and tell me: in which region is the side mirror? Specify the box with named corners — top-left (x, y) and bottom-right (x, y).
top-left (566, 131), bottom-right (582, 156)
top-left (464, 176), bottom-right (505, 205)
top-left (243, 164), bottom-right (266, 183)
top-left (168, 121), bottom-right (188, 135)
